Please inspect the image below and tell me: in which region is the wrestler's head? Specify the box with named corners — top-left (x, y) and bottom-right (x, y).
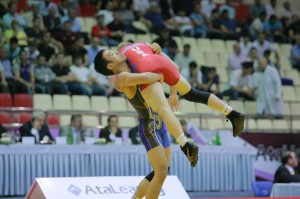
top-left (94, 49), bottom-right (127, 76)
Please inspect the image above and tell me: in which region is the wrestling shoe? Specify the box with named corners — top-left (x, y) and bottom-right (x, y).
top-left (226, 110), bottom-right (245, 137)
top-left (181, 142), bottom-right (199, 167)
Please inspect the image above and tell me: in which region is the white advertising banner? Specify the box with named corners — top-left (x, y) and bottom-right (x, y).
top-left (26, 175), bottom-right (190, 199)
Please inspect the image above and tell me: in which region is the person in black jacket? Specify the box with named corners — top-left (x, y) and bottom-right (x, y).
top-left (129, 125), bottom-right (140, 145)
top-left (99, 115), bottom-right (122, 143)
top-left (274, 151), bottom-right (300, 183)
top-left (0, 124), bottom-right (8, 138)
top-left (19, 111), bottom-right (54, 144)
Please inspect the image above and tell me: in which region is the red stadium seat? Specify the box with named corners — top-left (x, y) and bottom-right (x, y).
top-left (19, 113), bottom-right (32, 124)
top-left (14, 94), bottom-right (33, 108)
top-left (0, 94), bottom-right (12, 107)
top-left (0, 113), bottom-right (11, 124)
top-left (48, 115), bottom-right (60, 126)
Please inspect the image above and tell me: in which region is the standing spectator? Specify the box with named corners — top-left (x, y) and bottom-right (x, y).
top-left (5, 37), bottom-right (21, 62)
top-left (263, 49), bottom-right (280, 71)
top-left (181, 61), bottom-right (202, 89)
top-left (59, 114), bottom-right (86, 145)
top-left (4, 20), bottom-right (28, 46)
top-left (39, 0), bottom-right (58, 16)
top-left (265, 0), bottom-right (279, 18)
top-left (219, 0), bottom-right (235, 20)
top-left (34, 54), bottom-right (66, 94)
top-left (142, 2), bottom-right (166, 34)
top-left (274, 151), bottom-right (300, 183)
top-left (25, 39), bottom-right (40, 64)
top-left (174, 44), bottom-right (195, 72)
top-left (291, 35), bottom-right (300, 71)
top-left (70, 55), bottom-right (106, 96)
top-left (250, 12), bottom-right (267, 38)
top-left (153, 28), bottom-right (177, 50)
top-left (87, 37), bottom-right (101, 65)
top-left (38, 31), bottom-right (56, 61)
top-left (99, 115), bottom-right (123, 143)
top-left (69, 36), bottom-right (89, 66)
top-left (228, 43), bottom-right (247, 72)
top-left (61, 8), bottom-right (81, 33)
top-left (107, 12), bottom-right (126, 43)
top-left (22, 4), bottom-right (44, 29)
top-left (2, 2), bottom-right (26, 30)
top-left (240, 33), bottom-right (252, 57)
top-left (92, 15), bottom-right (119, 47)
top-left (52, 53), bottom-right (86, 95)
top-left (190, 4), bottom-right (209, 38)
top-left (223, 62), bottom-right (254, 100)
top-left (255, 57), bottom-right (284, 116)
top-left (264, 15), bottom-right (284, 42)
top-left (96, 1), bottom-right (114, 25)
top-left (250, 0), bottom-right (266, 19)
top-left (201, 0), bottom-right (216, 18)
top-left (19, 111), bottom-right (54, 144)
top-left (43, 7), bottom-right (61, 34)
top-left (25, 17), bottom-right (44, 44)
top-left (55, 20), bottom-right (77, 54)
top-left (252, 33), bottom-right (277, 57)
top-left (13, 50), bottom-right (35, 94)
top-left (0, 46), bottom-right (27, 94)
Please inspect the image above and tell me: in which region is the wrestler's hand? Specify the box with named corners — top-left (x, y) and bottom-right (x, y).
top-left (168, 94), bottom-right (179, 112)
top-left (150, 42), bottom-right (162, 54)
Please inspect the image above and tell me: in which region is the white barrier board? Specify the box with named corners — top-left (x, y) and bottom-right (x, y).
top-left (26, 175), bottom-right (190, 199)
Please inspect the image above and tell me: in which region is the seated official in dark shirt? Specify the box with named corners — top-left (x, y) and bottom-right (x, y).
top-left (0, 124), bottom-right (8, 138)
top-left (129, 125), bottom-right (140, 145)
top-left (274, 151), bottom-right (300, 183)
top-left (19, 111), bottom-right (54, 144)
top-left (99, 115), bottom-right (122, 143)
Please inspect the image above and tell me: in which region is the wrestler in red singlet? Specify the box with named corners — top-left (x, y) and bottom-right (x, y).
top-left (119, 42), bottom-right (180, 90)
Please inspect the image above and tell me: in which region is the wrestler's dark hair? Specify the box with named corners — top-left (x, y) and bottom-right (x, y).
top-left (94, 50), bottom-right (114, 76)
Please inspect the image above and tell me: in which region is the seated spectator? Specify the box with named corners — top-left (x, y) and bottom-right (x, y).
top-left (246, 47), bottom-right (259, 69)
top-left (250, 12), bottom-right (267, 39)
top-left (2, 2), bottom-right (26, 30)
top-left (181, 61), bottom-right (202, 89)
top-left (265, 0), bottom-right (280, 18)
top-left (141, 2), bottom-right (166, 34)
top-left (274, 151), bottom-right (300, 183)
top-left (59, 114), bottom-right (86, 145)
top-left (162, 41), bottom-right (178, 60)
top-left (0, 124), bottom-right (8, 138)
top-left (118, 1), bottom-right (136, 33)
top-left (39, 0), bottom-right (58, 16)
top-left (240, 33), bottom-right (252, 57)
top-left (25, 17), bottom-right (44, 44)
top-left (22, 3), bottom-right (44, 29)
top-left (153, 28), bottom-right (177, 50)
top-left (52, 53), bottom-right (86, 95)
top-left (220, 10), bottom-right (239, 39)
top-left (38, 31), bottom-right (56, 61)
top-left (0, 46), bottom-right (27, 94)
top-left (278, 1), bottom-right (292, 20)
top-left (172, 9), bottom-right (194, 36)
top-left (34, 54), bottom-right (67, 94)
top-left (58, 0), bottom-right (70, 17)
top-left (107, 12), bottom-right (126, 43)
top-left (87, 37), bottom-right (101, 65)
top-left (254, 57), bottom-right (284, 116)
top-left (5, 37), bottom-right (21, 62)
top-left (92, 15), bottom-right (119, 47)
top-left (287, 15), bottom-right (300, 41)
top-left (55, 20), bottom-right (77, 54)
top-left (128, 120), bottom-right (140, 145)
top-left (43, 7), bottom-right (61, 34)
top-left (70, 55), bottom-right (106, 96)
top-left (228, 43), bottom-right (247, 72)
top-left (133, 0), bottom-right (150, 16)
top-left (69, 36), bottom-right (89, 66)
top-left (13, 50), bottom-right (35, 94)
top-left (291, 35), bottom-right (300, 71)
top-left (252, 33), bottom-right (277, 57)
top-left (219, 0), bottom-right (235, 20)
top-left (99, 115), bottom-right (123, 143)
top-left (174, 44), bottom-right (195, 72)
top-left (201, 0), bottom-right (216, 18)
top-left (190, 4), bottom-right (209, 38)
top-left (264, 15), bottom-right (284, 42)
top-left (61, 8), bottom-right (81, 33)
top-left (96, 1), bottom-right (114, 25)
top-left (4, 20), bottom-right (28, 46)
top-left (223, 62), bottom-right (254, 100)
top-left (201, 67), bottom-right (222, 99)
top-left (19, 111), bottom-right (54, 144)
top-left (25, 39), bottom-right (40, 64)
top-left (250, 0), bottom-right (266, 19)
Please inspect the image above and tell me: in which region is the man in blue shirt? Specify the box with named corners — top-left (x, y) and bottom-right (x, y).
top-left (264, 14), bottom-right (284, 42)
top-left (61, 8), bottom-right (81, 33)
top-left (87, 37), bottom-right (101, 65)
top-left (291, 35), bottom-right (300, 71)
top-left (2, 2), bottom-right (26, 30)
top-left (219, 0), bottom-right (235, 20)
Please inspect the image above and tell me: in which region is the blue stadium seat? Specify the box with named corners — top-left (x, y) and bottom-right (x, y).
top-left (252, 181), bottom-right (273, 197)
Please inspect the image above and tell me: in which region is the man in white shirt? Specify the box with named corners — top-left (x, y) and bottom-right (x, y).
top-left (96, 1), bottom-right (114, 25)
top-left (228, 43), bottom-right (247, 72)
top-left (201, 0), bottom-right (216, 18)
top-left (174, 44), bottom-right (195, 72)
top-left (250, 12), bottom-right (267, 38)
top-left (240, 33), bottom-right (252, 57)
top-left (173, 10), bottom-right (194, 36)
top-left (252, 33), bottom-right (277, 57)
